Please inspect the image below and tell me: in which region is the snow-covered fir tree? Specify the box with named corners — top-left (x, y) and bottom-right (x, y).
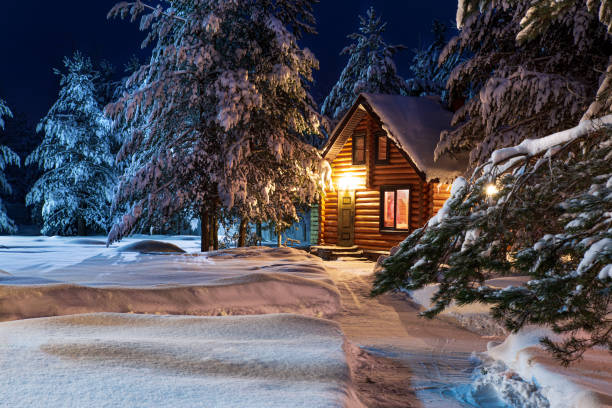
top-left (373, 116), bottom-right (612, 364)
top-left (106, 0), bottom-right (329, 250)
top-left (436, 0), bottom-right (612, 166)
top-left (406, 20), bottom-right (461, 104)
top-left (0, 99), bottom-right (20, 233)
top-left (320, 7), bottom-right (408, 122)
top-left (456, 0), bottom-right (612, 122)
top-left (26, 52), bottom-right (117, 236)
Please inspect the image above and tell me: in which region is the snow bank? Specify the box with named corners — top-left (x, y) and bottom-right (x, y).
top-left (407, 276), bottom-right (531, 336)
top-left (482, 328), bottom-right (612, 408)
top-left (0, 313), bottom-right (362, 408)
top-left (117, 239), bottom-right (186, 253)
top-left (0, 237), bottom-right (340, 321)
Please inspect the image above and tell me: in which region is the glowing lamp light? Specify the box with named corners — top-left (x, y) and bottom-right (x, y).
top-left (338, 176), bottom-right (361, 191)
top-left (485, 184), bottom-right (499, 197)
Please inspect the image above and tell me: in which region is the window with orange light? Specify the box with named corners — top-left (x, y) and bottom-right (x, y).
top-left (381, 187), bottom-right (410, 231)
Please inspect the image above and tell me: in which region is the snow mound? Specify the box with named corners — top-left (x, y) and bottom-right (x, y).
top-left (408, 282), bottom-right (507, 336)
top-left (118, 239), bottom-right (186, 253)
top-left (0, 272), bottom-right (340, 321)
top-left (67, 238), bottom-right (106, 245)
top-left (481, 328), bottom-right (611, 408)
top-left (0, 313), bottom-right (361, 408)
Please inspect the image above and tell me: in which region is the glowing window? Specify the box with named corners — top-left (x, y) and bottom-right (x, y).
top-left (381, 187), bottom-right (410, 231)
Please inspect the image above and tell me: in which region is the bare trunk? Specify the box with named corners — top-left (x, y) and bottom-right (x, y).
top-left (200, 209), bottom-right (210, 252)
top-left (212, 213), bottom-right (219, 250)
top-left (277, 232), bottom-right (282, 247)
top-left (238, 217), bottom-right (248, 247)
top-left (256, 222), bottom-right (262, 246)
top-left (77, 217), bottom-right (86, 236)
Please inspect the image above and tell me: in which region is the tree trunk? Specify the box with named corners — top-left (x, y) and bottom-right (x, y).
top-left (256, 222), bottom-right (262, 246)
top-left (200, 209), bottom-right (210, 252)
top-left (277, 232), bottom-right (282, 247)
top-left (77, 217), bottom-right (86, 236)
top-left (238, 217), bottom-right (248, 247)
top-left (213, 213), bottom-right (219, 250)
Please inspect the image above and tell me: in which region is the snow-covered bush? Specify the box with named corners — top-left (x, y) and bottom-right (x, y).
top-left (0, 99), bottom-right (20, 233)
top-left (107, 0), bottom-right (326, 250)
top-left (373, 117), bottom-right (612, 364)
top-left (26, 52), bottom-right (117, 235)
top-left (437, 0), bottom-right (611, 166)
top-left (321, 7), bottom-right (408, 122)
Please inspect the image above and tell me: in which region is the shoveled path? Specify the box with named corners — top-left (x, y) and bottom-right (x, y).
top-left (325, 259), bottom-right (494, 408)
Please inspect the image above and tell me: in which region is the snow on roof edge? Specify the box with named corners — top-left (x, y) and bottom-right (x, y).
top-left (360, 93), bottom-right (467, 184)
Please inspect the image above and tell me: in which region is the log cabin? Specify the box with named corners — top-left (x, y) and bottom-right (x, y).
top-left (317, 93), bottom-right (467, 254)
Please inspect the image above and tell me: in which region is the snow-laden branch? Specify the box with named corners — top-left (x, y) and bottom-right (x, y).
top-left (490, 114), bottom-right (612, 166)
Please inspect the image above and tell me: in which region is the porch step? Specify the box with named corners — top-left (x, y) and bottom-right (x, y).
top-left (310, 245), bottom-right (366, 260)
top-left (331, 250), bottom-right (364, 257)
top-left (336, 256), bottom-right (370, 262)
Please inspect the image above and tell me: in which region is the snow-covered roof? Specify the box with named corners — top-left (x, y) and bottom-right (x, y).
top-left (323, 93), bottom-right (467, 183)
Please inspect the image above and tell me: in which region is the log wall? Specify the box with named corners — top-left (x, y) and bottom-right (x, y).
top-left (320, 111), bottom-right (453, 252)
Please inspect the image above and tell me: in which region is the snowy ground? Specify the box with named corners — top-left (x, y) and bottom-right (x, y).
top-left (0, 235), bottom-right (339, 320)
top-left (0, 313), bottom-right (362, 408)
top-left (405, 277), bottom-right (612, 407)
top-left (2, 237), bottom-right (610, 407)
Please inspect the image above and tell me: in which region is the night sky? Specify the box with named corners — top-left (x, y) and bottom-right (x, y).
top-left (0, 1), bottom-right (457, 123)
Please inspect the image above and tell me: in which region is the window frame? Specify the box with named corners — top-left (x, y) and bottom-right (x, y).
top-left (379, 185), bottom-right (411, 232)
top-left (352, 132), bottom-right (366, 165)
top-left (374, 131), bottom-right (390, 164)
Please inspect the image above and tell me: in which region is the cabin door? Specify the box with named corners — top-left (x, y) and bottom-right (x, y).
top-left (337, 189), bottom-right (355, 246)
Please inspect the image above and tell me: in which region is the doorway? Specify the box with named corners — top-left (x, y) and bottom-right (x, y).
top-left (337, 189), bottom-right (355, 246)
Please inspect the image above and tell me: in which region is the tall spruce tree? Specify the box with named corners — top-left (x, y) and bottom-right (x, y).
top-left (0, 99), bottom-right (20, 233)
top-left (436, 0), bottom-right (611, 166)
top-left (106, 0), bottom-right (328, 251)
top-left (406, 20), bottom-right (461, 104)
top-left (26, 52), bottom-right (117, 236)
top-left (320, 7), bottom-right (408, 122)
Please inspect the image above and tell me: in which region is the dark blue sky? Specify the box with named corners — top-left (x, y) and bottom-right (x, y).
top-left (0, 1), bottom-right (457, 122)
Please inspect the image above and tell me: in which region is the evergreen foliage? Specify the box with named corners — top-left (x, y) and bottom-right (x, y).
top-left (373, 118), bottom-right (612, 364)
top-left (437, 0), bottom-right (611, 166)
top-left (406, 21), bottom-right (461, 103)
top-left (106, 0), bottom-right (329, 248)
top-left (26, 52), bottom-right (117, 235)
top-left (0, 99), bottom-right (20, 233)
top-left (320, 7), bottom-right (408, 122)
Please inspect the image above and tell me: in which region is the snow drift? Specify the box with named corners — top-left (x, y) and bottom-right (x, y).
top-left (476, 328), bottom-right (612, 408)
top-left (0, 237), bottom-right (340, 321)
top-left (0, 313), bottom-right (363, 408)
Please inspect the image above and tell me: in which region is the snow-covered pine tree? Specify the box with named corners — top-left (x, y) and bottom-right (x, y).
top-left (26, 52), bottom-right (117, 236)
top-left (106, 0), bottom-right (328, 251)
top-left (373, 116), bottom-right (612, 364)
top-left (436, 0), bottom-right (612, 166)
top-left (0, 99), bottom-right (20, 233)
top-left (406, 20), bottom-right (461, 104)
top-left (320, 7), bottom-right (408, 122)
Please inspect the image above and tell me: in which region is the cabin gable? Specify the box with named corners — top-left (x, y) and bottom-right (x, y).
top-left (318, 94), bottom-right (465, 253)
top-left (321, 110), bottom-right (442, 252)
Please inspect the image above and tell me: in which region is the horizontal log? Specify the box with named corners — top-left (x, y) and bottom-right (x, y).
top-left (355, 190), bottom-right (380, 199)
top-left (355, 209), bottom-right (380, 216)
